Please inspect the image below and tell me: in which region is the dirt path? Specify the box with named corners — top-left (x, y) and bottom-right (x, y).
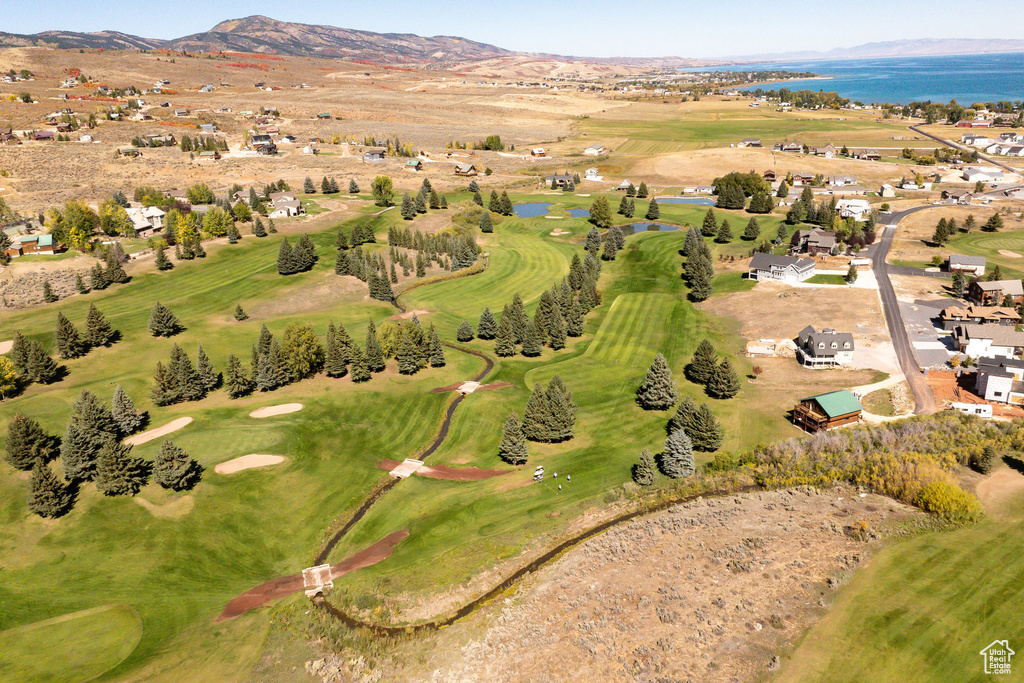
top-left (217, 530), bottom-right (410, 621)
top-left (124, 417), bottom-right (193, 446)
top-left (376, 460), bottom-right (511, 481)
top-left (430, 381), bottom-right (512, 394)
top-left (975, 466), bottom-right (1024, 519)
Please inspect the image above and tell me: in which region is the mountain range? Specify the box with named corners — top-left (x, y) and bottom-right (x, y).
top-left (1, 18), bottom-right (1023, 67)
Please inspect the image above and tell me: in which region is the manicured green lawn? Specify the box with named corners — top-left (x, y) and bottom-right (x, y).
top-left (806, 274), bottom-right (849, 286)
top-left (945, 230), bottom-right (1024, 280)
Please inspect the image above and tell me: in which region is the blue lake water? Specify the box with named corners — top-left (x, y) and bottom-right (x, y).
top-left (513, 202), bottom-right (552, 218)
top-left (687, 52), bottom-right (1024, 105)
top-left (623, 223), bottom-right (679, 234)
top-left (567, 208), bottom-right (591, 218)
top-left (656, 197), bottom-right (716, 206)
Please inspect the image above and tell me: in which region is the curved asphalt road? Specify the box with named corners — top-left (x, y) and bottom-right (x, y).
top-left (870, 205), bottom-right (941, 415)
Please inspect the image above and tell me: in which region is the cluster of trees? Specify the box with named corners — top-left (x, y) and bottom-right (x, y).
top-left (616, 195), bottom-right (636, 219)
top-left (784, 187), bottom-right (877, 248)
top-left (401, 179), bottom-right (449, 220)
top-left (151, 344), bottom-right (219, 406)
top-left (484, 189), bottom-right (513, 216)
top-left (498, 376), bottom-right (577, 464)
top-left (6, 332), bottom-right (64, 390)
top-left (304, 176), bottom-right (358, 195)
top-left (179, 135), bottom-right (228, 153)
top-left (600, 226), bottom-right (626, 261)
top-left (623, 182), bottom-right (649, 199)
top-left (87, 246), bottom-right (130, 291)
top-left (5, 386), bottom-right (202, 519)
top-left (54, 305), bottom-right (117, 361)
top-left (477, 135), bottom-right (505, 151)
top-left (682, 226), bottom-right (715, 302)
top-left (752, 88), bottom-right (849, 109)
top-left (712, 171), bottom-right (773, 213)
top-left (384, 224), bottom-right (480, 272)
top-left (276, 235), bottom-right (318, 275)
top-left (687, 340), bottom-right (741, 399)
top-left (931, 216), bottom-right (963, 245)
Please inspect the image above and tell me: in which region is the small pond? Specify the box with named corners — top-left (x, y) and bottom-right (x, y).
top-left (566, 208), bottom-right (591, 218)
top-left (513, 202), bottom-right (552, 218)
top-left (622, 223), bottom-right (680, 235)
top-left (656, 197), bottom-right (716, 206)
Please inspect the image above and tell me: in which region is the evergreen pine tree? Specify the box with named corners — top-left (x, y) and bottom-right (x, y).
top-left (457, 321), bottom-right (474, 342)
top-left (55, 312), bottom-right (86, 359)
top-left (477, 307), bottom-right (498, 339)
top-left (153, 440), bottom-right (203, 491)
top-left (637, 182), bottom-right (649, 198)
top-left (645, 198), bottom-right (660, 220)
top-left (85, 304), bottom-right (115, 347)
top-left (534, 290), bottom-right (556, 339)
top-left (428, 326), bottom-right (446, 367)
top-left (190, 234), bottom-right (205, 259)
top-left (5, 414), bottom-right (57, 470)
top-left (545, 376), bottom-right (577, 442)
top-left (498, 412), bottom-right (529, 465)
top-left (617, 195), bottom-right (630, 215)
top-left (224, 354), bottom-right (254, 398)
top-left (234, 304), bottom-right (248, 321)
top-left (689, 403), bottom-right (724, 452)
top-left (706, 358), bottom-right (741, 399)
top-left (396, 335), bottom-right (420, 375)
top-left (348, 344), bottom-right (371, 382)
top-left (701, 208), bottom-right (718, 237)
top-left (148, 302), bottom-right (182, 337)
top-left (267, 218), bottom-right (277, 233)
top-left (440, 194), bottom-right (448, 209)
top-left (715, 218), bottom-right (732, 243)
top-left (636, 353), bottom-right (678, 410)
top-left (626, 182), bottom-right (636, 197)
top-left (401, 193), bottom-right (416, 220)
top-left (150, 361), bottom-right (177, 406)
top-left (111, 385), bottom-right (145, 436)
top-left (632, 448), bottom-right (656, 486)
top-left (349, 178), bottom-right (360, 194)
top-left (253, 216), bottom-right (267, 237)
top-left (42, 279), bottom-right (58, 303)
top-left (28, 461), bottom-right (74, 518)
top-left (952, 270), bottom-right (965, 298)
top-left (521, 321), bottom-right (543, 357)
top-left (95, 439), bottom-right (148, 496)
top-left (494, 311), bottom-right (517, 357)
top-left (660, 430), bottom-right (695, 478)
top-left (196, 344), bottom-right (220, 391)
top-left (565, 297), bottom-right (585, 337)
top-left (479, 211), bottom-right (493, 233)
top-left (323, 323), bottom-right (349, 378)
top-left (169, 344), bottom-right (206, 402)
top-left (9, 332), bottom-right (28, 375)
top-left (500, 191), bottom-right (514, 216)
top-left (277, 237), bottom-right (295, 274)
top-left (667, 396), bottom-right (699, 437)
top-left (59, 422), bottom-right (92, 480)
top-left (473, 190), bottom-right (483, 206)
top-left (521, 383), bottom-right (551, 442)
top-left (688, 340), bottom-right (717, 385)
top-left (488, 190), bottom-right (500, 212)
top-left (509, 293), bottom-right (528, 344)
top-left (548, 306), bottom-right (567, 350)
top-left (365, 321), bottom-right (386, 372)
top-left (155, 244), bottom-right (173, 270)
top-left (25, 340), bottom-right (60, 384)
top-left (415, 192), bottom-right (427, 214)
top-left (585, 227), bottom-right (602, 256)
top-left (75, 272), bottom-right (88, 293)
top-left (743, 217), bottom-right (760, 241)
top-left (304, 176), bottom-right (316, 194)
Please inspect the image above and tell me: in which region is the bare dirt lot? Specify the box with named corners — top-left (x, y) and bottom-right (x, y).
top-left (312, 487), bottom-right (919, 683)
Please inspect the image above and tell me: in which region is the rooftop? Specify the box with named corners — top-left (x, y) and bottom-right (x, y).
top-left (800, 390), bottom-right (863, 418)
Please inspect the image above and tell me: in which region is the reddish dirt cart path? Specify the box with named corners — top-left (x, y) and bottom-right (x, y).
top-left (216, 529), bottom-right (410, 621)
top-left (376, 460), bottom-right (512, 481)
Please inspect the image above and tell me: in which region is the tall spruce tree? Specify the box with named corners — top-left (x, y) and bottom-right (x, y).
top-left (521, 383), bottom-right (551, 442)
top-left (169, 344), bottom-right (205, 402)
top-left (396, 335), bottom-right (420, 375)
top-left (688, 340), bottom-right (717, 386)
top-left (9, 332), bottom-right (28, 374)
top-left (348, 345), bottom-right (371, 382)
top-left (548, 306), bottom-right (567, 350)
top-left (150, 361), bottom-right (178, 406)
top-left (196, 344), bottom-right (220, 391)
top-left (365, 321), bottom-right (386, 372)
top-left (5, 414), bottom-right (57, 470)
top-left (155, 244), bottom-right (173, 270)
top-left (95, 439), bottom-right (148, 496)
top-left (111, 385), bottom-right (145, 436)
top-left (427, 326), bottom-right (446, 367)
top-left (701, 208), bottom-right (718, 237)
top-left (277, 237), bottom-right (295, 275)
top-left (479, 210), bottom-right (493, 233)
top-left (645, 198), bottom-right (660, 220)
top-left (456, 321), bottom-right (474, 342)
top-left (42, 279), bottom-right (58, 303)
top-left (667, 396), bottom-right (699, 437)
top-left (636, 353), bottom-right (678, 410)
top-left (689, 403), bottom-right (724, 452)
top-left (224, 354), bottom-right (255, 398)
top-left (585, 227), bottom-right (602, 255)
top-left (85, 304), bottom-right (115, 347)
top-left (153, 440), bottom-right (203, 491)
top-left (28, 461), bottom-right (74, 518)
top-left (632, 448), bottom-right (656, 486)
top-left (55, 312), bottom-right (86, 360)
top-left (498, 412), bottom-right (528, 465)
top-left (234, 304), bottom-right (248, 321)
top-left (706, 358), bottom-right (741, 399)
top-left (545, 376), bottom-right (577, 442)
top-left (148, 302), bottom-right (182, 337)
top-left (565, 297), bottom-right (585, 337)
top-left (509, 293), bottom-right (528, 344)
top-left (660, 430), bottom-right (695, 478)
top-left (743, 217), bottom-right (761, 241)
top-left (520, 321), bottom-right (543, 357)
top-left (324, 323), bottom-right (348, 378)
top-left (715, 219), bottom-right (732, 244)
top-left (477, 307), bottom-right (498, 339)
top-left (494, 311), bottom-right (517, 357)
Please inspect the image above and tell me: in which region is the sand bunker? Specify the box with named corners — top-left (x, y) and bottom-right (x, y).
top-left (998, 249), bottom-right (1022, 258)
top-left (124, 417), bottom-right (193, 446)
top-left (431, 381), bottom-right (512, 394)
top-left (0, 340), bottom-right (12, 354)
top-left (215, 454), bottom-right (285, 474)
top-left (387, 308), bottom-right (434, 321)
top-left (217, 529), bottom-right (409, 620)
top-left (543, 215), bottom-right (564, 220)
top-left (377, 460), bottom-right (511, 481)
top-left (249, 403), bottom-right (303, 418)
top-left (549, 228), bottom-right (570, 236)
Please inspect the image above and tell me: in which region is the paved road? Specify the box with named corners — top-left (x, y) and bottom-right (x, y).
top-left (870, 207), bottom-right (940, 415)
top-left (909, 123), bottom-right (1020, 176)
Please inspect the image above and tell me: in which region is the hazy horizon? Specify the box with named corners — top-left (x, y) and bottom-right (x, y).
top-left (3, 0), bottom-right (1024, 59)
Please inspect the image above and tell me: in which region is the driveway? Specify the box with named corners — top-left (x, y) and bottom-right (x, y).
top-left (900, 299), bottom-right (956, 368)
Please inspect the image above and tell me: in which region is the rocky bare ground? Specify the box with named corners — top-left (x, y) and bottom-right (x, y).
top-left (303, 487), bottom-right (921, 683)
top-left (0, 265), bottom-right (91, 308)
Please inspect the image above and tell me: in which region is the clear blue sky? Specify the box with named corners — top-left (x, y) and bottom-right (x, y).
top-left (4, 0), bottom-right (1024, 59)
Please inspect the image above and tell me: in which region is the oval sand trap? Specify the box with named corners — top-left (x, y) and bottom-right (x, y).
top-left (249, 403), bottom-right (303, 418)
top-left (998, 249), bottom-right (1022, 258)
top-left (124, 417), bottom-right (193, 446)
top-left (215, 454), bottom-right (286, 474)
top-left (0, 340), bottom-right (13, 354)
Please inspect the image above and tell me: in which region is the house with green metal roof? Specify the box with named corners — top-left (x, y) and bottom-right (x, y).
top-left (792, 389), bottom-right (863, 432)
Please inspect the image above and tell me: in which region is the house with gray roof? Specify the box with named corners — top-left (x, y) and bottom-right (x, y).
top-left (791, 228), bottom-right (836, 256)
top-left (954, 324), bottom-right (1024, 360)
top-left (948, 254), bottom-right (986, 277)
top-left (975, 357), bottom-right (1024, 405)
top-left (747, 253), bottom-right (815, 282)
top-left (969, 279), bottom-right (1024, 306)
top-left (796, 326), bottom-right (855, 367)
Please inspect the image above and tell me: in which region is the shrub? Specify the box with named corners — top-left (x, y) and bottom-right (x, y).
top-left (915, 480), bottom-right (983, 524)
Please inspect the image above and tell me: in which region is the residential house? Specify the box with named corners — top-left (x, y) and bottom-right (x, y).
top-left (796, 326), bottom-right (855, 367)
top-left (974, 358), bottom-right (1024, 405)
top-left (851, 149), bottom-right (880, 161)
top-left (998, 132), bottom-right (1023, 144)
top-left (836, 198), bottom-right (871, 220)
top-left (583, 144), bottom-right (605, 156)
top-left (939, 304), bottom-right (1019, 331)
top-left (747, 253), bottom-right (815, 282)
top-left (269, 199), bottom-right (304, 219)
top-left (942, 189), bottom-right (974, 205)
top-left (813, 144), bottom-right (837, 158)
top-left (615, 179), bottom-right (632, 191)
top-left (405, 159), bottom-right (424, 171)
top-left (144, 133), bottom-right (175, 147)
top-left (251, 133), bottom-right (273, 148)
top-left (968, 279), bottom-right (1024, 306)
top-left (363, 148), bottom-right (386, 162)
top-left (33, 131), bottom-right (54, 141)
top-left (268, 191), bottom-right (296, 204)
top-left (117, 147), bottom-right (141, 158)
top-left (763, 169), bottom-right (777, 182)
top-left (961, 133), bottom-right (992, 147)
top-left (454, 162), bottom-right (478, 176)
top-left (165, 189), bottom-right (189, 204)
top-left (738, 138), bottom-right (762, 148)
top-left (963, 167), bottom-right (995, 183)
top-left (879, 183), bottom-right (895, 198)
top-left (125, 206), bottom-right (165, 238)
top-left (174, 109), bottom-right (190, 117)
top-left (4, 234), bottom-right (60, 257)
top-left (198, 150), bottom-right (221, 161)
top-left (791, 172), bottom-right (815, 186)
top-left (790, 228), bottom-right (836, 256)
top-left (0, 128), bottom-right (20, 145)
top-left (199, 123), bottom-right (217, 135)
top-left (773, 142), bottom-right (803, 153)
top-left (584, 168), bottom-right (601, 181)
top-left (792, 390), bottom-right (863, 432)
top-left (829, 175), bottom-right (857, 187)
top-left (530, 148), bottom-right (547, 157)
top-left (948, 254), bottom-right (986, 277)
top-left (545, 172), bottom-right (575, 188)
top-left (953, 324), bottom-right (1024, 359)
top-left (829, 184), bottom-right (868, 196)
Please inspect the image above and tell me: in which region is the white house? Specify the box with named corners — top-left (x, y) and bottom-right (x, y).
top-left (879, 184), bottom-right (895, 198)
top-left (583, 144), bottom-right (605, 156)
top-left (963, 167), bottom-right (995, 183)
top-left (974, 358), bottom-right (1024, 405)
top-left (125, 206), bottom-right (165, 238)
top-left (836, 198), bottom-right (872, 221)
top-left (584, 168), bottom-right (602, 181)
top-left (269, 199), bottom-right (304, 219)
top-left (954, 324), bottom-right (1024, 360)
top-left (747, 253), bottom-right (815, 282)
top-left (796, 326), bottom-right (855, 367)
top-left (948, 254), bottom-right (986, 277)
